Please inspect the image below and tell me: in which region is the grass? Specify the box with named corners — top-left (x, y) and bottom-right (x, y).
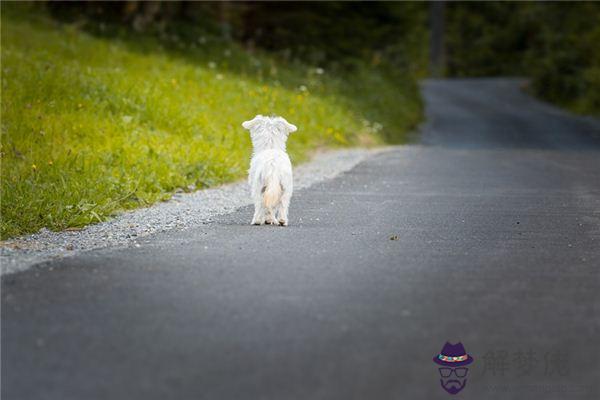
top-left (0, 6), bottom-right (423, 239)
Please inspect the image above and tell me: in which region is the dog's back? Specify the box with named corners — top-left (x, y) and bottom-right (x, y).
top-left (249, 149), bottom-right (292, 210)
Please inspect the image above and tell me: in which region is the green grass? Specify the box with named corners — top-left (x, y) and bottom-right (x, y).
top-left (1, 7), bottom-right (422, 239)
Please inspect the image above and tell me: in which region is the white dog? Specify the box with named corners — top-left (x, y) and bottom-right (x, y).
top-left (242, 115), bottom-right (297, 226)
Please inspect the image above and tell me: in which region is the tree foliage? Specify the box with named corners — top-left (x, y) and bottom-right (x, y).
top-left (445, 1), bottom-right (600, 115)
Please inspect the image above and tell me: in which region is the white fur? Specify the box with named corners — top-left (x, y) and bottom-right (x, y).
top-left (242, 115), bottom-right (296, 226)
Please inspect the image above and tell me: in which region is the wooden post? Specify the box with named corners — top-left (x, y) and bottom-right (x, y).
top-left (430, 1), bottom-right (446, 77)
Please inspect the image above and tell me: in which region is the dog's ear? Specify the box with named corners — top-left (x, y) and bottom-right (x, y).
top-left (242, 115), bottom-right (264, 130)
top-left (276, 117), bottom-right (297, 134)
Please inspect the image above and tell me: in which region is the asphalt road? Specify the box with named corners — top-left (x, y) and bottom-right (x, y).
top-left (2, 78), bottom-right (600, 400)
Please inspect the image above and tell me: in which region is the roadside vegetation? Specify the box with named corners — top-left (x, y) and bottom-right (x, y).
top-left (445, 1), bottom-right (600, 116)
top-left (1, 3), bottom-right (426, 239)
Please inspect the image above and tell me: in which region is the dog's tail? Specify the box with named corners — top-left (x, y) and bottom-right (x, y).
top-left (262, 174), bottom-right (282, 210)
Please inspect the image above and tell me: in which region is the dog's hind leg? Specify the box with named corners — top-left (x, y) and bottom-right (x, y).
top-left (251, 201), bottom-right (266, 225)
top-left (276, 191), bottom-right (291, 226)
top-left (265, 208), bottom-right (276, 225)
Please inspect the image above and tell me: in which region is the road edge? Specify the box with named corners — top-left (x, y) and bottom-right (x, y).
top-left (0, 147), bottom-right (389, 275)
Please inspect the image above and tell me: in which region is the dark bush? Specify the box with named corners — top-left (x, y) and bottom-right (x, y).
top-left (445, 1), bottom-right (600, 115)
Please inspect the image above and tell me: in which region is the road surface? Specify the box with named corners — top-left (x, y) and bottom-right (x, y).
top-left (2, 78), bottom-right (600, 400)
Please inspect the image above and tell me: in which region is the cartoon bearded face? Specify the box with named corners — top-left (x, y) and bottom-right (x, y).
top-left (438, 366), bottom-right (469, 395)
top-left (433, 342), bottom-right (474, 395)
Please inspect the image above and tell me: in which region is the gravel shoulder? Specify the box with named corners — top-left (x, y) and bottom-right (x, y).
top-left (0, 147), bottom-right (383, 275)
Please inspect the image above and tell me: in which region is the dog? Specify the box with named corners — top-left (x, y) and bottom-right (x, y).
top-left (242, 115), bottom-right (297, 226)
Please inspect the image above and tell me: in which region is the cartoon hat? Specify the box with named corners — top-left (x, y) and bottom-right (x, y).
top-left (433, 342), bottom-right (474, 367)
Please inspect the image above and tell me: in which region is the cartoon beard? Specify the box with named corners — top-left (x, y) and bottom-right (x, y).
top-left (440, 378), bottom-right (467, 395)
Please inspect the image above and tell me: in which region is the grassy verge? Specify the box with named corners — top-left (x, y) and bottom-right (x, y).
top-left (1, 6), bottom-right (423, 239)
